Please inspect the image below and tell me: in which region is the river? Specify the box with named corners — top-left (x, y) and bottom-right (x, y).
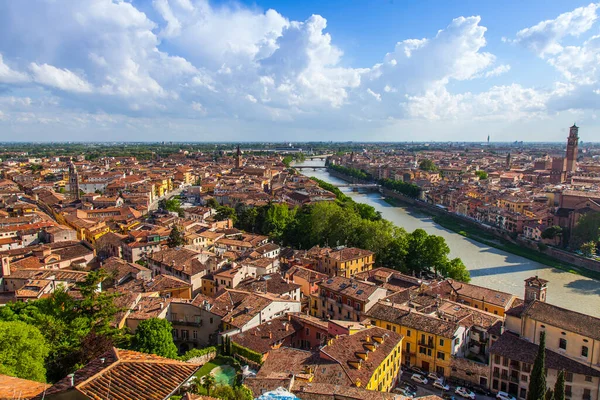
top-left (295, 159), bottom-right (600, 317)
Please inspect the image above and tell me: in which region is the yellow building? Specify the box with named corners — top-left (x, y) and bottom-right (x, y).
top-left (320, 326), bottom-right (403, 392)
top-left (367, 301), bottom-right (460, 377)
top-left (317, 247), bottom-right (375, 277)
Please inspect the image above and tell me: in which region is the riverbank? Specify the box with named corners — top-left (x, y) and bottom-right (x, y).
top-left (383, 195), bottom-right (600, 281)
top-left (323, 165), bottom-right (600, 280)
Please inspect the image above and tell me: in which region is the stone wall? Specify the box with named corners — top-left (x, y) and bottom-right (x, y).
top-left (186, 350), bottom-right (217, 365)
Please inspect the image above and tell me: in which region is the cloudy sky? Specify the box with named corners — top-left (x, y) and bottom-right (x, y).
top-left (0, 0), bottom-right (598, 142)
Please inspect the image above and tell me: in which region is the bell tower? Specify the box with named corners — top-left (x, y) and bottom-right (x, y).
top-left (565, 124), bottom-right (579, 173)
top-left (524, 276), bottom-right (548, 304)
top-left (68, 162), bottom-right (80, 201)
top-left (235, 145), bottom-right (242, 169)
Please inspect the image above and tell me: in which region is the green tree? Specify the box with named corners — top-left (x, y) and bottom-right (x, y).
top-left (215, 206), bottom-right (237, 224)
top-left (580, 241), bottom-right (597, 257)
top-left (527, 331), bottom-right (547, 400)
top-left (132, 318), bottom-right (178, 359)
top-left (167, 226), bottom-right (185, 248)
top-left (541, 226), bottom-right (563, 246)
top-left (233, 385), bottom-right (254, 400)
top-left (0, 321), bottom-right (49, 382)
top-left (419, 159), bottom-right (438, 172)
top-left (206, 198), bottom-right (219, 208)
top-left (571, 212), bottom-right (600, 249)
top-left (554, 370), bottom-right (565, 400)
top-left (475, 170), bottom-right (488, 180)
top-left (202, 374), bottom-right (216, 396)
top-left (261, 204), bottom-right (296, 242)
top-left (440, 258), bottom-right (471, 282)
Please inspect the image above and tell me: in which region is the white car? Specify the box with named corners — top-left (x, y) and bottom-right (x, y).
top-left (455, 386), bottom-right (476, 399)
top-left (496, 391), bottom-right (516, 400)
top-left (411, 373), bottom-right (428, 385)
top-left (428, 372), bottom-right (439, 381)
top-left (433, 379), bottom-right (450, 391)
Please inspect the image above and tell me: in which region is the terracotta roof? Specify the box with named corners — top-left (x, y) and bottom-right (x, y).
top-left (319, 276), bottom-right (384, 301)
top-left (326, 247), bottom-right (374, 262)
top-left (0, 374), bottom-right (49, 399)
top-left (291, 381), bottom-right (404, 399)
top-left (366, 302), bottom-right (459, 338)
top-left (522, 300), bottom-right (600, 341)
top-left (36, 348), bottom-right (199, 400)
top-left (320, 326), bottom-right (403, 387)
top-left (231, 316), bottom-right (303, 354)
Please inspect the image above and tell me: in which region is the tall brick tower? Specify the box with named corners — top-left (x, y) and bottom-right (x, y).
top-left (68, 162), bottom-right (80, 200)
top-left (235, 145), bottom-right (242, 169)
top-left (565, 124), bottom-right (579, 173)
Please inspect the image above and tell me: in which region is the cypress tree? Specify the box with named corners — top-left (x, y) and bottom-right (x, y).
top-left (527, 331), bottom-right (547, 400)
top-left (554, 370), bottom-right (565, 400)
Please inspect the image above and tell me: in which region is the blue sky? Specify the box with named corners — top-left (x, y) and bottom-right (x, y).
top-left (0, 0), bottom-right (598, 142)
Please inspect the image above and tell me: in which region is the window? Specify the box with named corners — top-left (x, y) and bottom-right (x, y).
top-left (210, 317), bottom-right (213, 324)
top-left (582, 346), bottom-right (589, 357)
top-left (583, 389), bottom-right (591, 400)
top-left (559, 338), bottom-right (567, 350)
top-left (406, 330), bottom-right (411, 337)
top-left (585, 376), bottom-right (592, 382)
top-left (565, 372), bottom-right (573, 382)
top-left (316, 332), bottom-right (321, 340)
top-left (565, 385), bottom-right (572, 397)
top-left (406, 343), bottom-right (411, 353)
top-left (437, 351), bottom-right (445, 360)
top-left (306, 328), bottom-right (310, 335)
top-left (520, 388), bottom-right (527, 399)
top-left (182, 330), bottom-right (189, 340)
top-left (439, 338), bottom-right (445, 347)
top-left (521, 375), bottom-right (527, 382)
top-left (502, 357), bottom-right (508, 367)
top-left (193, 330), bottom-right (198, 339)
top-left (492, 380), bottom-right (499, 390)
top-left (419, 346), bottom-right (427, 355)
top-left (387, 324), bottom-right (391, 330)
top-left (494, 355), bottom-right (501, 364)
top-left (392, 326), bottom-right (397, 333)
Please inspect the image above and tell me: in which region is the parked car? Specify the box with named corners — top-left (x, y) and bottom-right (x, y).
top-left (433, 379), bottom-right (451, 391)
top-left (394, 388), bottom-right (415, 398)
top-left (428, 372), bottom-right (439, 381)
top-left (411, 374), bottom-right (428, 385)
top-left (496, 391), bottom-right (516, 400)
top-left (410, 366), bottom-right (424, 375)
top-left (455, 387), bottom-right (476, 399)
top-left (402, 381), bottom-right (418, 393)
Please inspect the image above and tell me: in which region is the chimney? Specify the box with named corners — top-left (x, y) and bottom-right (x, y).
top-left (269, 331), bottom-right (273, 339)
top-left (285, 322), bottom-right (289, 331)
top-left (288, 314), bottom-right (292, 321)
top-left (68, 373), bottom-right (75, 387)
top-left (160, 302), bottom-right (164, 309)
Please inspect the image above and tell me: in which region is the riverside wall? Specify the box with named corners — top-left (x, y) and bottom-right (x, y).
top-left (328, 167), bottom-right (600, 275)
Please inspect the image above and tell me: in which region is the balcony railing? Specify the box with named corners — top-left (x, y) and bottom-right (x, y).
top-left (418, 340), bottom-right (435, 348)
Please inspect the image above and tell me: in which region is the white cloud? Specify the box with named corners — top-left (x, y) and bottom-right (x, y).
top-left (511, 3), bottom-right (599, 57)
top-left (0, 53), bottom-right (29, 83)
top-left (367, 88), bottom-right (381, 101)
top-left (0, 0), bottom-right (598, 139)
top-left (29, 63), bottom-right (92, 93)
top-left (191, 101), bottom-right (206, 114)
top-left (484, 64), bottom-right (511, 78)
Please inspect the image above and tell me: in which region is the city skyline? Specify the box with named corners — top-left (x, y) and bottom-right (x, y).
top-left (0, 0), bottom-right (599, 141)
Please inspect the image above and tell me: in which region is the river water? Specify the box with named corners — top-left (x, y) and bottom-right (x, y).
top-left (295, 159), bottom-right (600, 317)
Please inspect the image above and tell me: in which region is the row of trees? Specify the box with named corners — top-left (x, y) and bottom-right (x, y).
top-left (229, 197), bottom-right (469, 281)
top-left (328, 163), bottom-right (371, 181)
top-left (378, 178), bottom-right (421, 198)
top-left (542, 212), bottom-right (599, 257)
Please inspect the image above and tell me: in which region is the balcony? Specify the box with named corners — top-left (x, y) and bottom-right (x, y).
top-left (169, 318), bottom-right (202, 327)
top-left (418, 340), bottom-right (435, 348)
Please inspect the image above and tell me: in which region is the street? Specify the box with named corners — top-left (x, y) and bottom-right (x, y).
top-left (397, 374), bottom-right (496, 400)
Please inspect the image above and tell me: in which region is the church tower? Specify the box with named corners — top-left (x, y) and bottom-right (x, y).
top-left (524, 276), bottom-right (548, 304)
top-left (235, 145), bottom-right (242, 169)
top-left (505, 152), bottom-right (512, 170)
top-left (565, 124), bottom-right (579, 173)
top-left (68, 162), bottom-right (80, 200)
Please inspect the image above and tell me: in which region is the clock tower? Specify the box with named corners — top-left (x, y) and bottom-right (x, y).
top-left (565, 124), bottom-right (579, 173)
